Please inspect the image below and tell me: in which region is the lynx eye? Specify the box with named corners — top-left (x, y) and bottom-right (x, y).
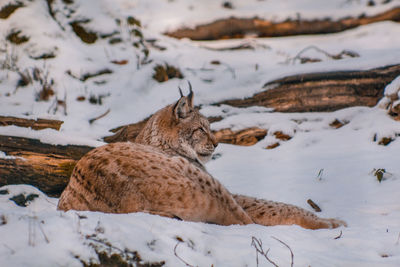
top-left (198, 127), bottom-right (209, 134)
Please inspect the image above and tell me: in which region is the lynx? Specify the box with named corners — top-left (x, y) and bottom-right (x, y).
top-left (58, 86), bottom-right (346, 229)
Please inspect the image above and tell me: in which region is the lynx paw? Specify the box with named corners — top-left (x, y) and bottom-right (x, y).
top-left (326, 218), bottom-right (347, 229)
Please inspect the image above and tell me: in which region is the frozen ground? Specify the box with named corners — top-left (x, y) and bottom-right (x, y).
top-left (1, 0), bottom-right (400, 266)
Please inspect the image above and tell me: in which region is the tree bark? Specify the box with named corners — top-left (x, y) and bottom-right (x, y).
top-left (0, 116), bottom-right (63, 130)
top-left (0, 135), bottom-right (93, 197)
top-left (213, 127), bottom-right (267, 146)
top-left (218, 64), bottom-right (400, 112)
top-left (167, 7), bottom-right (400, 40)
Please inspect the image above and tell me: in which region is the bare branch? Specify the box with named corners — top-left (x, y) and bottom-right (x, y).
top-left (89, 109), bottom-right (111, 124)
top-left (173, 240), bottom-right (196, 267)
top-left (251, 236), bottom-right (294, 267)
top-left (251, 236), bottom-right (279, 267)
top-left (271, 236), bottom-right (294, 267)
top-left (38, 220), bottom-right (50, 243)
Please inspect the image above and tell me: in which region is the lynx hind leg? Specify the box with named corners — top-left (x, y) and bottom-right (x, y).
top-left (233, 195), bottom-right (346, 230)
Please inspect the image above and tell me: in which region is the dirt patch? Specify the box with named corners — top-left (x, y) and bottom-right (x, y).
top-left (7, 30), bottom-right (29, 44)
top-left (0, 2), bottom-right (24, 19)
top-left (70, 21), bottom-right (98, 44)
top-left (9, 193), bottom-right (39, 207)
top-left (153, 64), bottom-right (183, 82)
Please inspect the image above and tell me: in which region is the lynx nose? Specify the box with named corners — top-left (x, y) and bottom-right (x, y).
top-left (210, 135), bottom-right (218, 148)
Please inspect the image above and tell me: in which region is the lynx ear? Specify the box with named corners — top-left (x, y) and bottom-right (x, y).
top-left (173, 96), bottom-right (192, 119)
top-left (174, 82), bottom-right (195, 119)
top-left (178, 82), bottom-right (194, 108)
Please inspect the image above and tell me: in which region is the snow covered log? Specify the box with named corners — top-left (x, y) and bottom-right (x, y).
top-left (105, 64), bottom-right (400, 143)
top-left (0, 135), bottom-right (92, 197)
top-left (219, 64), bottom-right (400, 112)
top-left (167, 7), bottom-right (400, 40)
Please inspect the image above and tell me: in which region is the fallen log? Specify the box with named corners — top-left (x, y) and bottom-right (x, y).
top-left (0, 116), bottom-right (63, 130)
top-left (219, 64), bottom-right (400, 112)
top-left (0, 135), bottom-right (93, 197)
top-left (167, 7), bottom-right (400, 40)
top-left (213, 127), bottom-right (267, 146)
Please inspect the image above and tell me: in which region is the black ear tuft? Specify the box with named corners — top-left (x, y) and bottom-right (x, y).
top-left (174, 82), bottom-right (195, 119)
top-left (187, 81), bottom-right (194, 108)
top-left (178, 87), bottom-right (184, 98)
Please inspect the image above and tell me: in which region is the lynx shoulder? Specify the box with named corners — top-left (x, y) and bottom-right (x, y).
top-left (58, 85), bottom-right (346, 229)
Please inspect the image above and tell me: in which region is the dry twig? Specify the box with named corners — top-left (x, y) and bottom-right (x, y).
top-left (334, 230), bottom-right (343, 240)
top-left (89, 109), bottom-right (111, 124)
top-left (251, 236), bottom-right (278, 267)
top-left (251, 236), bottom-right (294, 267)
top-left (307, 199), bottom-right (322, 212)
top-left (271, 237), bottom-right (294, 267)
top-left (174, 240), bottom-right (196, 267)
top-left (288, 45), bottom-right (359, 65)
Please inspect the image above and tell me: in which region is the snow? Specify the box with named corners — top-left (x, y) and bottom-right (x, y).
top-left (385, 75), bottom-right (400, 97)
top-left (1, 0), bottom-right (400, 266)
top-left (0, 151), bottom-right (17, 160)
top-left (121, 0), bottom-right (400, 33)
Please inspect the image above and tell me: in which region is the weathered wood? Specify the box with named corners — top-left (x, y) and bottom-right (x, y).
top-left (213, 127), bottom-right (267, 146)
top-left (167, 7), bottom-right (400, 40)
top-left (0, 116), bottom-right (63, 130)
top-left (219, 64), bottom-right (400, 112)
top-left (0, 135), bottom-right (93, 197)
top-left (0, 135), bottom-right (92, 160)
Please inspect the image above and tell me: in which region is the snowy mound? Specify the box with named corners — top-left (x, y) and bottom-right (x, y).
top-left (1, 0), bottom-right (400, 266)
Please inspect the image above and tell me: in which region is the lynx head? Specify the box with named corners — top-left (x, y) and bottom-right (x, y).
top-left (135, 83), bottom-right (218, 164)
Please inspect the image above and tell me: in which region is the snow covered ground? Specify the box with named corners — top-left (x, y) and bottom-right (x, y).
top-left (1, 0), bottom-right (400, 266)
